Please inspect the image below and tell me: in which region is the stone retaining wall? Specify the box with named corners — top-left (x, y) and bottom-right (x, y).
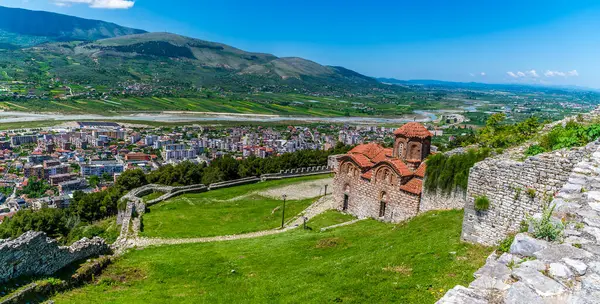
top-left (0, 231), bottom-right (109, 284)
top-left (462, 140), bottom-right (599, 246)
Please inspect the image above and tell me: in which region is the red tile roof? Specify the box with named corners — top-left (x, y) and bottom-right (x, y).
top-left (361, 170), bottom-right (373, 180)
top-left (400, 178), bottom-right (423, 195)
top-left (393, 122), bottom-right (433, 139)
top-left (414, 162), bottom-right (427, 178)
top-left (349, 154), bottom-right (374, 168)
top-left (384, 159), bottom-right (413, 176)
top-left (349, 143), bottom-right (385, 160)
top-left (372, 148), bottom-right (393, 163)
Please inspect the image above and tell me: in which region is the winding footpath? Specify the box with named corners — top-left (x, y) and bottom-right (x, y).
top-left (118, 194), bottom-right (339, 249)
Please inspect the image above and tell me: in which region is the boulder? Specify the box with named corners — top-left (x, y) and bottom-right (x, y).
top-left (563, 258), bottom-right (588, 276)
top-left (497, 253), bottom-right (522, 266)
top-left (581, 273), bottom-right (600, 292)
top-left (504, 282), bottom-right (544, 304)
top-left (534, 244), bottom-right (593, 262)
top-left (512, 267), bottom-right (566, 297)
top-left (510, 233), bottom-right (548, 257)
top-left (549, 263), bottom-right (573, 279)
top-left (474, 260), bottom-right (511, 281)
top-left (520, 260), bottom-right (546, 272)
top-left (469, 275), bottom-right (510, 291)
top-left (435, 286), bottom-right (487, 304)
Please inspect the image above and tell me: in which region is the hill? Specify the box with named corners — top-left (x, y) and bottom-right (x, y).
top-left (0, 5), bottom-right (146, 48)
top-left (0, 7), bottom-right (387, 98)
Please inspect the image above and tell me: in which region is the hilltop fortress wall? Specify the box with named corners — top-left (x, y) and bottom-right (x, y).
top-left (461, 142), bottom-right (597, 245)
top-left (460, 107), bottom-right (600, 245)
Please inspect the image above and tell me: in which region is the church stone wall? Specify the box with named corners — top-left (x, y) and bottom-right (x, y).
top-left (461, 140), bottom-right (599, 246)
top-left (332, 172), bottom-right (420, 222)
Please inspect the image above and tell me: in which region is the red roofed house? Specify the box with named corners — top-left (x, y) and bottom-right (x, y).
top-left (333, 122), bottom-right (432, 222)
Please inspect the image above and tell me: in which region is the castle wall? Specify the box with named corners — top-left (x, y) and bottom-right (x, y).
top-left (420, 184), bottom-right (466, 213)
top-left (332, 173), bottom-right (420, 222)
top-left (0, 231), bottom-right (109, 283)
top-left (461, 140), bottom-right (599, 246)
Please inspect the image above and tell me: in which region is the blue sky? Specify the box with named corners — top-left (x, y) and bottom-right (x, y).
top-left (2, 0), bottom-right (600, 88)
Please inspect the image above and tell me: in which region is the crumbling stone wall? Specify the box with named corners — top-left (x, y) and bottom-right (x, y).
top-left (0, 231), bottom-right (109, 283)
top-left (461, 140), bottom-right (599, 246)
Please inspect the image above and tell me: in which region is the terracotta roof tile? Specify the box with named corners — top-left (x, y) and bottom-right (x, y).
top-left (371, 148), bottom-right (393, 163)
top-left (393, 122), bottom-right (433, 138)
top-left (349, 143), bottom-right (385, 160)
top-left (348, 154), bottom-right (374, 168)
top-left (361, 170), bottom-right (373, 180)
top-left (400, 178), bottom-right (423, 195)
top-left (383, 159), bottom-right (413, 176)
top-left (414, 163), bottom-right (426, 178)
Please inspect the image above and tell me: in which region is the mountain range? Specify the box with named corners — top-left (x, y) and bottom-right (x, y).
top-left (0, 5), bottom-right (389, 95)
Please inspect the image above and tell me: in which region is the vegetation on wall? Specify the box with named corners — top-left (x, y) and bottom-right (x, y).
top-left (474, 196), bottom-right (490, 212)
top-left (525, 121), bottom-right (600, 156)
top-left (424, 148), bottom-right (491, 194)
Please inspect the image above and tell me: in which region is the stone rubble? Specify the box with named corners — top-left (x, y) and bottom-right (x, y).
top-left (437, 143), bottom-right (600, 304)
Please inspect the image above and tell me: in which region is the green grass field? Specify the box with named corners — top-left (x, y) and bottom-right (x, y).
top-left (140, 175), bottom-right (332, 239)
top-left (52, 209), bottom-right (490, 304)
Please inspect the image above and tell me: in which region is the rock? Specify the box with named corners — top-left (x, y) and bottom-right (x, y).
top-left (497, 253), bottom-right (522, 266)
top-left (583, 226), bottom-right (600, 242)
top-left (534, 244), bottom-right (593, 262)
top-left (468, 275), bottom-right (510, 291)
top-left (512, 267), bottom-right (566, 297)
top-left (504, 282), bottom-right (545, 304)
top-left (581, 273), bottom-right (600, 292)
top-left (520, 260), bottom-right (546, 272)
top-left (583, 216), bottom-right (600, 228)
top-left (510, 234), bottom-right (549, 257)
top-left (565, 236), bottom-right (592, 245)
top-left (435, 286), bottom-right (487, 304)
top-left (586, 191), bottom-right (600, 202)
top-left (474, 259), bottom-right (511, 281)
top-left (563, 258), bottom-right (588, 276)
top-left (588, 262), bottom-right (600, 274)
top-left (589, 202), bottom-right (600, 212)
top-left (549, 263), bottom-right (573, 278)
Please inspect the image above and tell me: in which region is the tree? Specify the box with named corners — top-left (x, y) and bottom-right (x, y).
top-left (115, 169), bottom-right (147, 191)
top-left (89, 175), bottom-right (100, 188)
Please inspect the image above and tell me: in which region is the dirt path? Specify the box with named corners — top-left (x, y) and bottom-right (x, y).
top-left (257, 178), bottom-right (333, 200)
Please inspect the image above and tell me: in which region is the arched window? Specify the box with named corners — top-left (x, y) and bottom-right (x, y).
top-left (397, 143), bottom-right (404, 158)
top-left (379, 192), bottom-right (387, 217)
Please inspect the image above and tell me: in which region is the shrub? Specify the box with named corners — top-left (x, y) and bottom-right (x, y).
top-left (526, 188), bottom-right (536, 199)
top-left (525, 145), bottom-right (546, 156)
top-left (498, 234), bottom-right (515, 253)
top-left (474, 196), bottom-right (490, 212)
top-left (527, 204), bottom-right (564, 241)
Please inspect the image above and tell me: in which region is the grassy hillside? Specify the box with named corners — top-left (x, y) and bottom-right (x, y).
top-left (141, 175), bottom-right (330, 238)
top-left (52, 209), bottom-right (490, 303)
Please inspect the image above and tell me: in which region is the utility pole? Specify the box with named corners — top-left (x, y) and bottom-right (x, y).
top-left (281, 194), bottom-right (287, 228)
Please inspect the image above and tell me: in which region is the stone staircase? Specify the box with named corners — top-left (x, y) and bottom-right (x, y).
top-left (438, 145), bottom-right (600, 303)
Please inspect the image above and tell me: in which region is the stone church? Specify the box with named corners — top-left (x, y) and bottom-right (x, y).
top-left (332, 122), bottom-right (432, 222)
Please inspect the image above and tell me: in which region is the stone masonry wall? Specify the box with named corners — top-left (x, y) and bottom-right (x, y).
top-left (420, 185), bottom-right (467, 213)
top-left (461, 140), bottom-right (600, 246)
top-left (332, 172), bottom-right (420, 222)
top-left (0, 231), bottom-right (109, 283)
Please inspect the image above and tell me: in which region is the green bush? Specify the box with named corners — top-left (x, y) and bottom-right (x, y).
top-left (498, 234), bottom-right (515, 253)
top-left (536, 121), bottom-right (600, 153)
top-left (525, 145), bottom-right (546, 156)
top-left (527, 204), bottom-right (564, 241)
top-left (474, 196), bottom-right (490, 212)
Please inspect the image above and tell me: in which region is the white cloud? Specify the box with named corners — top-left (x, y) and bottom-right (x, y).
top-left (53, 0), bottom-right (135, 9)
top-left (480, 72), bottom-right (486, 76)
top-left (516, 71), bottom-right (526, 77)
top-left (526, 70), bottom-right (539, 78)
top-left (544, 70), bottom-right (579, 78)
top-left (507, 71), bottom-right (518, 78)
